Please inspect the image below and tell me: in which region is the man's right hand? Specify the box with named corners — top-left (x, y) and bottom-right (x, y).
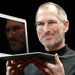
top-left (6, 59), bottom-right (32, 75)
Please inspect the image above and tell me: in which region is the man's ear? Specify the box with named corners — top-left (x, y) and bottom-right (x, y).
top-left (63, 20), bottom-right (69, 33)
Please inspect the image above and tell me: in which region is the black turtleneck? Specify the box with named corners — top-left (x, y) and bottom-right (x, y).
top-left (21, 44), bottom-right (75, 75)
top-left (43, 44), bottom-right (70, 55)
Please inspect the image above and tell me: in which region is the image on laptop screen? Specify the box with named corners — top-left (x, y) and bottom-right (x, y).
top-left (0, 13), bottom-right (29, 54)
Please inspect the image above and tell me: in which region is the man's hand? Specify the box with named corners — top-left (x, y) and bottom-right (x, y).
top-left (32, 53), bottom-right (65, 75)
top-left (6, 53), bottom-right (65, 75)
top-left (6, 59), bottom-right (32, 75)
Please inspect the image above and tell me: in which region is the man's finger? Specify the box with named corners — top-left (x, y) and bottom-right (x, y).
top-left (54, 53), bottom-right (61, 65)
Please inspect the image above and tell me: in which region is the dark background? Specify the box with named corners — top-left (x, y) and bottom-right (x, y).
top-left (0, 0), bottom-right (75, 74)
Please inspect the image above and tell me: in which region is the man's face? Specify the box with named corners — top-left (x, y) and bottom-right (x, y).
top-left (6, 20), bottom-right (25, 51)
top-left (36, 6), bottom-right (69, 50)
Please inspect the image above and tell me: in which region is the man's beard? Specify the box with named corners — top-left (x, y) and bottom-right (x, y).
top-left (39, 34), bottom-right (64, 51)
top-left (44, 39), bottom-right (63, 51)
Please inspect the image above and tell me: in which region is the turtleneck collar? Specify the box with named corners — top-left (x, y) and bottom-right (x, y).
top-left (43, 44), bottom-right (68, 55)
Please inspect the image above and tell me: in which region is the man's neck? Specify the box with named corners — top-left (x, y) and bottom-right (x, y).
top-left (45, 43), bottom-right (65, 52)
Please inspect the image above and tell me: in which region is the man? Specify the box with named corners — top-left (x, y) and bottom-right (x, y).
top-left (6, 19), bottom-right (26, 54)
top-left (6, 2), bottom-right (75, 75)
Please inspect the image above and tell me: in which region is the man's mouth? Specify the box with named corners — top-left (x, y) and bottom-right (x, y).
top-left (45, 37), bottom-right (52, 41)
top-left (43, 35), bottom-right (53, 39)
top-left (9, 40), bottom-right (18, 45)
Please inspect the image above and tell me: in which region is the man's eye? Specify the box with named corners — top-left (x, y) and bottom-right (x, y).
top-left (13, 27), bottom-right (19, 31)
top-left (36, 22), bottom-right (44, 26)
top-left (48, 21), bottom-right (57, 25)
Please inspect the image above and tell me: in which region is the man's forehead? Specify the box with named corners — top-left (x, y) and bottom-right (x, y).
top-left (6, 20), bottom-right (24, 29)
top-left (6, 20), bottom-right (24, 27)
top-left (38, 5), bottom-right (58, 14)
top-left (7, 20), bottom-right (22, 24)
top-left (36, 5), bottom-right (60, 22)
top-left (36, 5), bottom-right (59, 20)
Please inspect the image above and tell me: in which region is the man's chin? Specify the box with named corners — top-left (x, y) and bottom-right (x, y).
top-left (10, 47), bottom-right (20, 51)
top-left (43, 42), bottom-right (56, 48)
top-left (43, 40), bottom-right (55, 46)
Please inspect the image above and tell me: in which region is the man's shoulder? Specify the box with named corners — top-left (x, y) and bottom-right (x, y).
top-left (64, 45), bottom-right (75, 55)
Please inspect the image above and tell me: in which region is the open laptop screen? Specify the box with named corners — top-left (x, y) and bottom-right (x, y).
top-left (0, 13), bottom-right (29, 54)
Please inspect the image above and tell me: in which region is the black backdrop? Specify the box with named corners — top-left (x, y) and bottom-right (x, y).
top-left (0, 0), bottom-right (75, 74)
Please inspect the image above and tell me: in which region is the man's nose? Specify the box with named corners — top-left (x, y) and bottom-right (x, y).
top-left (7, 30), bottom-right (15, 38)
top-left (43, 23), bottom-right (50, 33)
